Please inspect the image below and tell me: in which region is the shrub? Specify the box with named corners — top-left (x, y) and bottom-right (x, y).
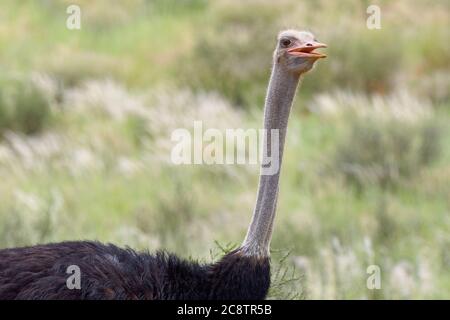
top-left (41, 49), bottom-right (121, 88)
top-left (311, 90), bottom-right (442, 189)
top-left (333, 117), bottom-right (441, 189)
top-left (0, 76), bottom-right (52, 136)
top-left (179, 1), bottom-right (280, 107)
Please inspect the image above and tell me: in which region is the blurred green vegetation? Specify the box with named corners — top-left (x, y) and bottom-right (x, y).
top-left (0, 75), bottom-right (53, 135)
top-left (0, 0), bottom-right (449, 299)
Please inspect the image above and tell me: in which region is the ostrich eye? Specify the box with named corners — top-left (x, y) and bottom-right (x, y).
top-left (281, 39), bottom-right (291, 47)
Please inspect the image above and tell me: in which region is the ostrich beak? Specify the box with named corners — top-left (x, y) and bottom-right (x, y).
top-left (288, 42), bottom-right (327, 59)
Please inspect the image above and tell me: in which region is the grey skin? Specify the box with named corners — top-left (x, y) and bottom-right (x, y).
top-left (241, 30), bottom-right (327, 257)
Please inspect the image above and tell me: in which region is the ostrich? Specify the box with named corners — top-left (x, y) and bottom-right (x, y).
top-left (0, 30), bottom-right (326, 300)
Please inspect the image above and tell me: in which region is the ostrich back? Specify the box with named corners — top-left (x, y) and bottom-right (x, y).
top-left (0, 241), bottom-right (270, 300)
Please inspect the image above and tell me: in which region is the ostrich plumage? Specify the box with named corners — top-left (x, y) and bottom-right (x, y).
top-left (0, 30), bottom-right (326, 300)
top-left (0, 241), bottom-right (269, 299)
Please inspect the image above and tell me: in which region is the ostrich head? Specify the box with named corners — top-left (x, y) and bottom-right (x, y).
top-left (274, 30), bottom-right (327, 75)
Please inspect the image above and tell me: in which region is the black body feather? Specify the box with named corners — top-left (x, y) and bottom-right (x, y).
top-left (0, 241), bottom-right (270, 300)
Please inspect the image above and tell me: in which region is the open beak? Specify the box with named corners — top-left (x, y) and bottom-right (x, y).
top-left (287, 42), bottom-right (327, 59)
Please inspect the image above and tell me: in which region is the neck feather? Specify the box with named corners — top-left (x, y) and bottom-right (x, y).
top-left (241, 63), bottom-right (300, 257)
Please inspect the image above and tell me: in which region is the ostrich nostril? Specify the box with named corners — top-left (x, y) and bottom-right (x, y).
top-left (306, 43), bottom-right (313, 47)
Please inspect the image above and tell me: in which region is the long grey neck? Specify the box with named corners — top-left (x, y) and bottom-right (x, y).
top-left (241, 62), bottom-right (300, 257)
